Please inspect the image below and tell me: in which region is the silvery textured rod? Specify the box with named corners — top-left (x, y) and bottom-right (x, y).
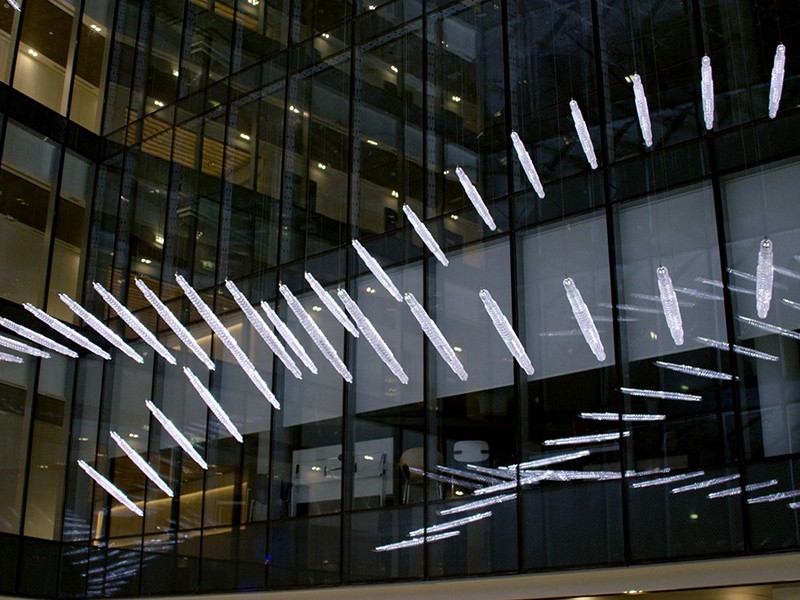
top-left (756, 238), bottom-right (774, 318)
top-left (304, 273), bottom-right (359, 337)
top-left (337, 288), bottom-right (407, 384)
top-left (479, 289), bottom-right (534, 375)
top-left (134, 278), bottom-right (215, 370)
top-left (224, 280), bottom-right (302, 380)
top-left (630, 292), bottom-right (695, 308)
top-left (93, 283), bottom-right (176, 365)
top-left (404, 292), bottom-right (467, 381)
top-left (183, 367), bottom-right (243, 443)
top-left (522, 469), bottom-right (621, 482)
top-left (0, 334), bottom-right (50, 358)
top-left (599, 302), bottom-right (662, 314)
top-left (59, 293), bottom-right (143, 363)
top-left (510, 450), bottom-right (592, 471)
top-left (697, 276), bottom-right (756, 296)
top-left (145, 399), bottom-right (208, 469)
top-left (675, 287), bottom-right (724, 301)
top-left (654, 360), bottom-right (736, 381)
top-left (563, 277), bottom-right (605, 361)
top-left (279, 284), bottom-right (352, 383)
top-left (466, 464), bottom-right (518, 481)
top-left (473, 476), bottom-right (541, 495)
top-left (439, 493), bottom-right (517, 515)
top-left (580, 412), bottom-right (666, 422)
top-left (176, 275), bottom-right (280, 409)
top-left (569, 99), bottom-right (598, 169)
top-left (630, 470), bottom-right (705, 489)
top-left (454, 167), bottom-right (497, 230)
top-left (436, 465), bottom-right (504, 486)
top-left (374, 530), bottom-right (459, 552)
top-left (727, 268), bottom-right (757, 282)
top-left (657, 266), bottom-right (684, 345)
top-left (701, 55), bottom-right (714, 129)
top-left (782, 298), bottom-right (800, 311)
top-left (401, 204), bottom-right (449, 266)
top-left (695, 336), bottom-right (779, 362)
top-left (6, 1), bottom-right (20, 11)
top-left (77, 459), bottom-right (143, 517)
top-left (0, 316), bottom-right (78, 358)
top-left (774, 266), bottom-right (800, 281)
top-left (0, 351), bottom-right (23, 363)
top-left (747, 489), bottom-right (800, 505)
top-left (620, 387), bottom-right (702, 401)
top-left (510, 131), bottom-right (545, 198)
top-left (708, 479), bottom-right (779, 499)
top-left (408, 511), bottom-right (492, 537)
top-left (627, 468), bottom-right (672, 478)
top-left (670, 474), bottom-right (740, 494)
top-left (109, 431), bottom-right (174, 497)
top-left (260, 301), bottom-right (318, 374)
top-left (24, 303), bottom-right (111, 360)
top-left (737, 315), bottom-right (800, 341)
top-left (542, 431), bottom-right (630, 446)
top-left (407, 467), bottom-right (481, 490)
top-left (352, 240), bottom-right (403, 301)
top-left (769, 44), bottom-right (786, 118)
top-left (631, 74), bottom-right (653, 147)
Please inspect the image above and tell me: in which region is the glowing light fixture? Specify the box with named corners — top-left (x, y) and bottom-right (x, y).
top-left (402, 204), bottom-right (449, 266)
top-left (569, 99), bottom-right (598, 169)
top-left (0, 334), bottom-right (50, 358)
top-left (337, 288), bottom-right (408, 384)
top-left (580, 412), bottom-right (666, 422)
top-left (78, 459), bottom-right (143, 516)
top-left (134, 279), bottom-right (214, 370)
top-left (631, 74), bottom-right (653, 147)
top-left (454, 167), bottom-right (497, 231)
top-left (542, 431), bottom-right (630, 446)
top-left (0, 351), bottom-right (23, 363)
top-left (374, 531), bottom-right (459, 552)
top-left (654, 360), bottom-right (736, 381)
top-left (0, 316), bottom-right (78, 358)
top-left (563, 277), bottom-right (606, 361)
top-left (260, 301), bottom-right (318, 374)
top-left (279, 284), bottom-right (352, 383)
top-left (439, 493), bottom-right (517, 515)
top-left (695, 336), bottom-right (779, 361)
top-left (145, 399), bottom-right (207, 469)
top-left (657, 266), bottom-right (684, 345)
top-left (670, 474), bottom-right (739, 494)
top-left (756, 237), bottom-right (774, 318)
top-left (701, 55), bottom-right (714, 129)
top-left (630, 470), bottom-right (705, 489)
top-left (737, 315), bottom-right (800, 341)
top-left (479, 289), bottom-right (534, 375)
top-left (59, 293), bottom-right (143, 363)
top-left (109, 431), bottom-right (173, 497)
top-left (352, 240), bottom-right (403, 302)
top-left (224, 279), bottom-right (302, 380)
top-left (404, 292), bottom-right (467, 381)
top-left (510, 131), bottom-right (545, 198)
top-left (620, 387), bottom-right (702, 401)
top-left (24, 303), bottom-right (111, 360)
top-left (305, 273), bottom-right (359, 337)
top-left (769, 44), bottom-right (786, 118)
top-left (408, 511), bottom-right (492, 537)
top-left (184, 367), bottom-right (243, 443)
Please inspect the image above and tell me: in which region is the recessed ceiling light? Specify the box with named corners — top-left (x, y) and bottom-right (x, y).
top-left (27, 48), bottom-right (38, 57)
top-left (153, 99), bottom-right (165, 107)
top-left (239, 132), bottom-right (250, 140)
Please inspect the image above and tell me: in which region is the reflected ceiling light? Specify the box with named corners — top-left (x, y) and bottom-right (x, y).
top-left (451, 95), bottom-right (461, 103)
top-left (0, 350), bottom-right (23, 363)
top-left (374, 530), bottom-right (459, 552)
top-left (654, 360), bottom-right (736, 381)
top-left (737, 315), bottom-right (800, 341)
top-left (408, 511), bottom-right (491, 537)
top-left (366, 139), bottom-right (378, 145)
top-left (510, 131), bottom-right (545, 198)
top-left (0, 316), bottom-right (78, 358)
top-left (404, 292), bottom-right (468, 381)
top-left (580, 412), bottom-right (666, 422)
top-left (305, 272), bottom-right (359, 337)
top-left (109, 431), bottom-right (174, 497)
top-left (620, 387), bottom-right (702, 401)
top-left (77, 459), bottom-right (143, 517)
top-left (390, 65), bottom-right (398, 73)
top-left (279, 283), bottom-right (352, 383)
top-left (769, 44), bottom-right (786, 118)
top-left (563, 277), bottom-right (605, 361)
top-left (59, 293), bottom-right (143, 363)
top-left (145, 399), bottom-right (207, 469)
top-left (317, 162), bottom-right (326, 170)
top-left (183, 367), bottom-right (243, 443)
top-left (89, 23), bottom-right (102, 33)
top-left (630, 470), bottom-right (705, 489)
top-left (0, 333), bottom-right (49, 358)
top-left (172, 69), bottom-right (179, 77)
top-left (543, 431), bottom-right (630, 446)
top-left (708, 479), bottom-right (778, 499)
top-left (455, 167), bottom-right (497, 231)
top-left (24, 302), bottom-right (111, 360)
top-left (134, 278), bottom-right (215, 370)
top-left (153, 100), bottom-right (165, 107)
top-left (657, 265), bottom-right (684, 345)
top-left (93, 282), bottom-right (177, 365)
top-left (260, 301), bottom-right (318, 374)
top-left (337, 288), bottom-right (408, 384)
top-left (352, 240), bottom-right (403, 301)
top-left (756, 237), bottom-right (774, 318)
top-left (402, 204), bottom-right (449, 266)
top-left (569, 99), bottom-right (598, 169)
top-left (479, 289), bottom-right (534, 375)
top-left (224, 279), bottom-right (302, 380)
top-left (695, 335), bottom-right (779, 362)
top-left (288, 105), bottom-right (301, 114)
top-left (27, 48), bottom-right (38, 57)
top-left (670, 473), bottom-right (739, 494)
top-left (747, 489), bottom-right (800, 504)
top-left (6, 1), bottom-right (20, 11)
top-left (368, 4), bottom-right (376, 9)
top-left (509, 450), bottom-right (591, 471)
top-left (239, 133), bottom-right (250, 141)
top-left (701, 55), bottom-right (714, 129)
top-left (439, 493), bottom-right (517, 515)
top-left (176, 275), bottom-right (280, 409)
top-left (631, 74), bottom-right (653, 147)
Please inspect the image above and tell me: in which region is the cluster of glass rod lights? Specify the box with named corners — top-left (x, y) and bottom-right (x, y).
top-left (0, 44), bottom-right (793, 548)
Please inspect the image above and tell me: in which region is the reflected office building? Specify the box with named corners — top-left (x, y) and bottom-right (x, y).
top-left (1, 0), bottom-right (800, 598)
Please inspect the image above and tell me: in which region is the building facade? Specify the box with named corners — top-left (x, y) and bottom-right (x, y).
top-left (0, 0), bottom-right (799, 597)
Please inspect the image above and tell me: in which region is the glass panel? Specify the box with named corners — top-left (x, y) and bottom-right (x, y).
top-left (266, 515), bottom-right (340, 588)
top-left (103, 0), bottom-right (140, 134)
top-left (70, 0), bottom-right (114, 132)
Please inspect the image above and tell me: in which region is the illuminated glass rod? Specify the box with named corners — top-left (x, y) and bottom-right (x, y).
top-left (479, 289), bottom-right (534, 375)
